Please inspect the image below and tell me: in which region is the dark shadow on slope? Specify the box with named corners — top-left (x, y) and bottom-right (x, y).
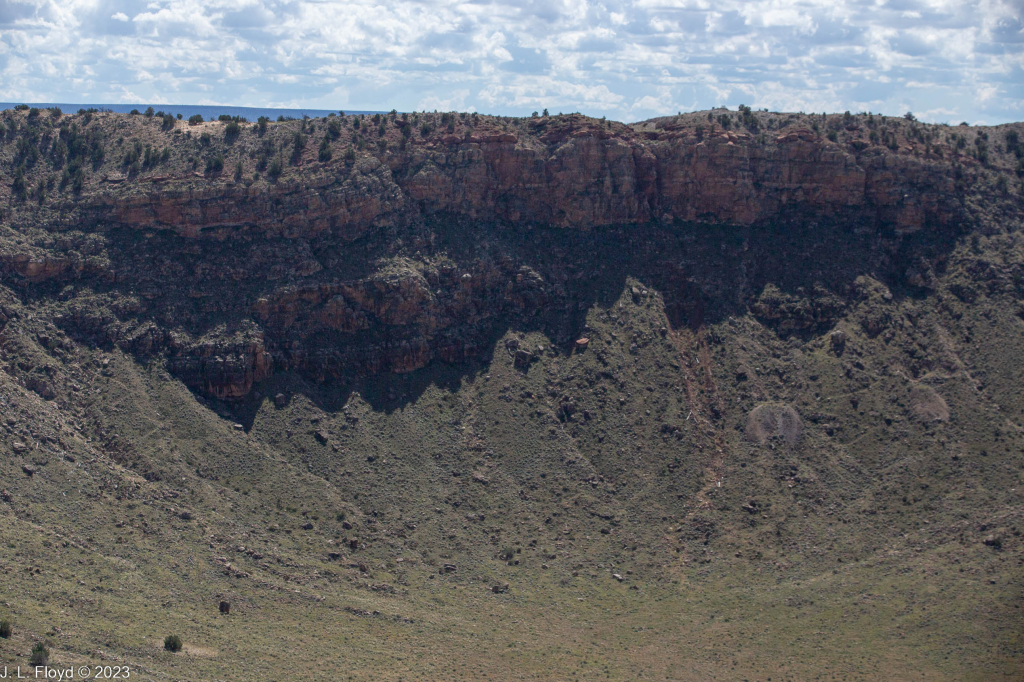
top-left (14, 208), bottom-right (968, 422)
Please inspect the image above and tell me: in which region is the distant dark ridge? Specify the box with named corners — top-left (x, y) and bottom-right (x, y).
top-left (0, 102), bottom-right (386, 121)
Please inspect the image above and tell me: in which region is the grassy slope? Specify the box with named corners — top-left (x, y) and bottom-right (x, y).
top-left (0, 107), bottom-right (1022, 681)
top-left (1, 249), bottom-right (1022, 680)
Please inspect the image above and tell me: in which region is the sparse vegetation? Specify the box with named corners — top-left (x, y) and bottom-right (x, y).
top-left (0, 108), bottom-right (1020, 681)
top-left (29, 642), bottom-right (49, 666)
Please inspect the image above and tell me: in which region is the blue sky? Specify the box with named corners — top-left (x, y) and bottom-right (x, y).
top-left (0, 0), bottom-right (1021, 123)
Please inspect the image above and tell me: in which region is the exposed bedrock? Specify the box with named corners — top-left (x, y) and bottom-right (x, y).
top-left (2, 113), bottom-right (1002, 400)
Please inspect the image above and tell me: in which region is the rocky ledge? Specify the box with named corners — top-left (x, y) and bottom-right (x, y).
top-left (1, 109), bottom-right (1019, 399)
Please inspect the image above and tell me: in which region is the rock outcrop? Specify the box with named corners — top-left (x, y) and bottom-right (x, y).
top-left (2, 109), bottom-right (1014, 399)
top-left (66, 116), bottom-right (962, 242)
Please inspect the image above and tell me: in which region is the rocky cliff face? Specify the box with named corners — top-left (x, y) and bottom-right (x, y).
top-left (0, 109), bottom-right (1019, 400)
top-left (72, 116), bottom-right (963, 241)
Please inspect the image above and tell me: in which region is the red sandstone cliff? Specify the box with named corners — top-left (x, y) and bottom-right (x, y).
top-left (69, 115), bottom-right (963, 242)
top-left (2, 110), bottom-right (1015, 400)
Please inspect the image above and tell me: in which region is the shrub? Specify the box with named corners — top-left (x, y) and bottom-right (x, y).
top-left (30, 642), bottom-right (49, 666)
top-left (318, 137), bottom-right (332, 162)
top-left (130, 109), bottom-right (140, 115)
top-left (188, 114), bottom-right (203, 125)
top-left (164, 635), bottom-right (182, 652)
top-left (0, 620), bottom-right (11, 638)
top-left (343, 147), bottom-right (355, 162)
top-left (738, 104), bottom-right (757, 130)
top-left (234, 160), bottom-right (243, 181)
top-left (176, 113), bottom-right (182, 120)
top-left (14, 103), bottom-right (29, 111)
top-left (144, 106), bottom-right (155, 117)
top-left (268, 157), bottom-right (283, 179)
top-left (161, 113), bottom-right (175, 129)
top-left (11, 166), bottom-right (27, 201)
top-left (420, 123), bottom-right (431, 137)
top-left (542, 108), bottom-right (549, 116)
top-left (257, 116), bottom-right (268, 134)
top-left (826, 130), bottom-right (838, 142)
top-left (290, 132), bottom-right (306, 164)
top-left (218, 114), bottom-right (233, 122)
top-left (327, 118), bottom-right (341, 139)
top-left (224, 120), bottom-right (241, 139)
top-left (199, 132), bottom-right (212, 146)
top-left (123, 140), bottom-right (142, 165)
top-left (1006, 130), bottom-right (1022, 158)
top-left (206, 153), bottom-right (224, 174)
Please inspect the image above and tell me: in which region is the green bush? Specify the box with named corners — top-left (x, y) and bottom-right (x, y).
top-left (164, 635), bottom-right (182, 652)
top-left (30, 642), bottom-right (49, 666)
top-left (327, 118), bottom-right (341, 139)
top-left (206, 153), bottom-right (225, 174)
top-left (123, 140), bottom-right (142, 166)
top-left (144, 106), bottom-right (155, 117)
top-left (188, 114), bottom-right (204, 125)
top-left (224, 120), bottom-right (241, 139)
top-left (318, 137), bottom-right (332, 162)
top-left (290, 132), bottom-right (306, 164)
top-left (0, 619), bottom-right (11, 638)
top-left (11, 166), bottom-right (27, 201)
top-left (257, 116), bottom-right (269, 134)
top-left (268, 157), bottom-right (283, 179)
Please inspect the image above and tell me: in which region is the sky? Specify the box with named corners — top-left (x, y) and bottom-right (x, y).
top-left (0, 0), bottom-right (1021, 124)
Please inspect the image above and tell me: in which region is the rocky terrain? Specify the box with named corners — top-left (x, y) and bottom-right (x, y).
top-left (0, 105), bottom-right (1022, 681)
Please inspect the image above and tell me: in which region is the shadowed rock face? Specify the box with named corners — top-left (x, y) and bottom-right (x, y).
top-left (0, 110), bottom-right (1012, 400)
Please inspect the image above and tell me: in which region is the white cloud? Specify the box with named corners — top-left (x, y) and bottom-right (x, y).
top-left (0, 0), bottom-right (1019, 123)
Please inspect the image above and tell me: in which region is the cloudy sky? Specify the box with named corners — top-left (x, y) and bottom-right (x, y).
top-left (0, 0), bottom-right (1021, 123)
